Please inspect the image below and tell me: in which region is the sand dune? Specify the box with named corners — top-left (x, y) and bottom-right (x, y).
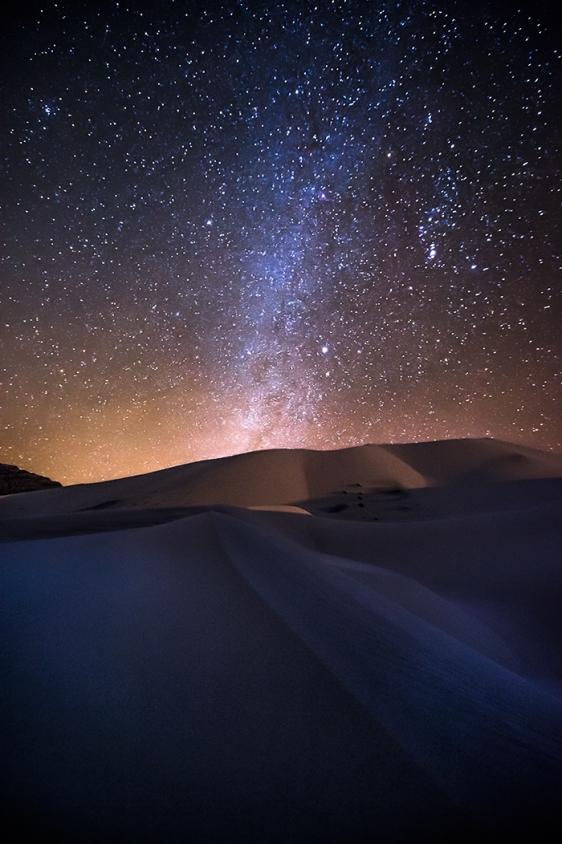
top-left (1, 438), bottom-right (562, 841)
top-left (0, 442), bottom-right (426, 516)
top-left (384, 437), bottom-right (562, 484)
top-left (1, 436), bottom-right (561, 518)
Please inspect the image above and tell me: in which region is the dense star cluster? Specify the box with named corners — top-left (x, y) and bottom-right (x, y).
top-left (1, 0), bottom-right (560, 483)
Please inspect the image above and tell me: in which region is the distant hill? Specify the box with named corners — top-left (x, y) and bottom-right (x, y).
top-left (0, 463), bottom-right (62, 495)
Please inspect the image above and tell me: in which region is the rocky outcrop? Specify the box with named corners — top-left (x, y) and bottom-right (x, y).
top-left (0, 463), bottom-right (62, 495)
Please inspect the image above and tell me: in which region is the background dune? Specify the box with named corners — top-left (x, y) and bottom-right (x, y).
top-left (1, 437), bottom-right (561, 519)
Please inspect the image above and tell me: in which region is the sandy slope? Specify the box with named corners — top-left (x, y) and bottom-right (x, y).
top-left (1, 438), bottom-right (562, 842)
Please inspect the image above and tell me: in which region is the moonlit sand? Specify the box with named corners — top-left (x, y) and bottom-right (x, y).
top-left (1, 438), bottom-right (562, 842)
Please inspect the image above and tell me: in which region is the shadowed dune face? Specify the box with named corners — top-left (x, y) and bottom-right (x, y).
top-left (1, 502), bottom-right (562, 841)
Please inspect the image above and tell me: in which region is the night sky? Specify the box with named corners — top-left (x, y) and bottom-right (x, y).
top-left (1, 0), bottom-right (560, 484)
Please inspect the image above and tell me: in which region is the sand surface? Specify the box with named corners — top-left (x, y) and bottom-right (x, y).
top-left (1, 438), bottom-right (562, 842)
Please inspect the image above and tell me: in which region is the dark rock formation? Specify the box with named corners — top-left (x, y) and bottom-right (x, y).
top-left (0, 463), bottom-right (62, 495)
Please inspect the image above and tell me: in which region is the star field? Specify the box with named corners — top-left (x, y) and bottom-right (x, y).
top-left (1, 0), bottom-right (561, 483)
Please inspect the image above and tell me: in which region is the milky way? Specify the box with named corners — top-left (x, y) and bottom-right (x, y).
top-left (1, 0), bottom-right (560, 483)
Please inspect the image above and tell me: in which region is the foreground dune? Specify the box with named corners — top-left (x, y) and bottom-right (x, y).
top-left (1, 438), bottom-right (562, 842)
